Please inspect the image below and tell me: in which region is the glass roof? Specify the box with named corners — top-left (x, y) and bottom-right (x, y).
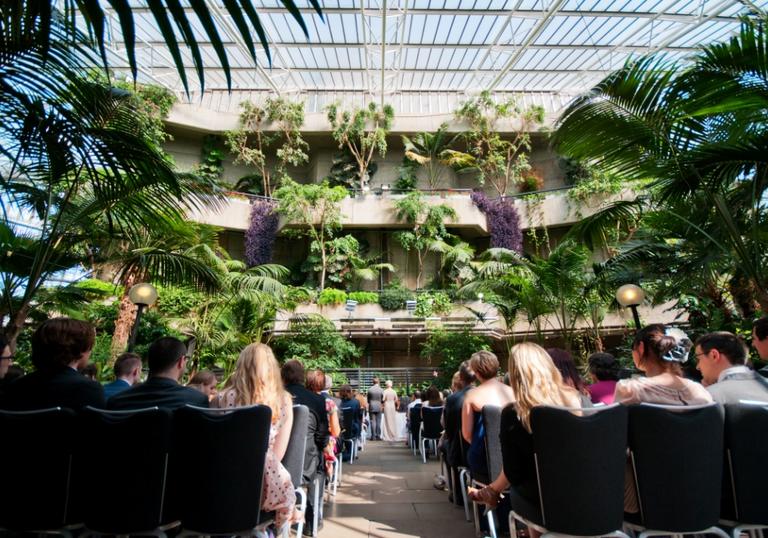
top-left (97, 0), bottom-right (766, 113)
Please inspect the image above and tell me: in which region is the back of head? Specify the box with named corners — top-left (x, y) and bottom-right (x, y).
top-left (372, 376), bottom-right (380, 385)
top-left (508, 342), bottom-right (577, 431)
top-left (458, 360), bottom-right (476, 387)
top-left (339, 384), bottom-right (352, 399)
top-left (79, 363), bottom-right (98, 379)
top-left (412, 390), bottom-right (422, 400)
top-left (147, 337), bottom-right (187, 376)
top-left (31, 318), bottom-right (96, 370)
top-left (587, 352), bottom-right (619, 381)
top-left (227, 343), bottom-right (284, 421)
top-left (189, 369), bottom-right (216, 386)
top-left (385, 379), bottom-right (393, 389)
top-left (425, 385), bottom-right (442, 406)
top-left (697, 331), bottom-right (747, 366)
top-left (470, 350), bottom-right (499, 381)
top-left (306, 369), bottom-right (326, 392)
top-left (754, 317), bottom-right (768, 341)
top-left (324, 373), bottom-right (334, 391)
top-left (547, 348), bottom-right (586, 392)
top-left (114, 352), bottom-right (142, 379)
top-left (633, 324), bottom-right (690, 374)
top-left (281, 359), bottom-right (305, 386)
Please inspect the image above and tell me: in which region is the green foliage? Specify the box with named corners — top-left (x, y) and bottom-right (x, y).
top-left (450, 90), bottom-right (545, 196)
top-left (282, 286), bottom-right (316, 310)
top-left (317, 288), bottom-right (347, 306)
top-left (74, 279), bottom-right (121, 300)
top-left (113, 81), bottom-right (177, 151)
top-left (414, 291), bottom-right (453, 318)
top-left (326, 149), bottom-right (378, 190)
top-left (225, 98), bottom-right (309, 196)
top-left (197, 135), bottom-right (225, 183)
top-left (156, 285), bottom-right (206, 318)
top-left (273, 317), bottom-right (361, 371)
top-left (378, 284), bottom-right (415, 311)
top-left (402, 124), bottom-right (457, 190)
top-left (348, 291), bottom-right (379, 304)
top-left (395, 158), bottom-right (419, 191)
top-left (420, 330), bottom-right (491, 387)
top-left (326, 101), bottom-right (395, 190)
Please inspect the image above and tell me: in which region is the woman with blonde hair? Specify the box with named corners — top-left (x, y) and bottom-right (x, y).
top-left (470, 342), bottom-right (582, 530)
top-left (213, 343), bottom-right (300, 531)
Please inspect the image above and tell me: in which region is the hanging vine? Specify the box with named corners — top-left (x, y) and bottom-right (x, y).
top-left (245, 200), bottom-right (279, 267)
top-left (470, 191), bottom-right (523, 253)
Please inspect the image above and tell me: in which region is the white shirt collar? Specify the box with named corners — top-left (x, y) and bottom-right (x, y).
top-left (717, 365), bottom-right (752, 383)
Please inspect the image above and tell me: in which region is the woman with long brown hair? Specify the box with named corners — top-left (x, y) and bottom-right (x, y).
top-left (213, 343), bottom-right (300, 531)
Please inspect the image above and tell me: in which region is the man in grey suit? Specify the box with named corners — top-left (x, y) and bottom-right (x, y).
top-left (696, 331), bottom-right (768, 404)
top-left (367, 376), bottom-right (383, 440)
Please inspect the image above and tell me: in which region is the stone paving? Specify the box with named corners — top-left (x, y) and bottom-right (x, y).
top-left (319, 440), bottom-right (474, 538)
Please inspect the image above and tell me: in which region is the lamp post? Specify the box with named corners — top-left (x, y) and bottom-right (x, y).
top-left (616, 284), bottom-right (645, 331)
top-left (127, 283), bottom-right (158, 351)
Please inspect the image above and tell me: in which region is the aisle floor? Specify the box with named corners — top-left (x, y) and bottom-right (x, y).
top-left (319, 440), bottom-right (473, 538)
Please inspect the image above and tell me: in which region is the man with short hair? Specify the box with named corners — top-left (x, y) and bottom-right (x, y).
top-left (752, 317), bottom-right (768, 360)
top-left (407, 390), bottom-right (423, 411)
top-left (107, 337), bottom-right (208, 410)
top-left (103, 352), bottom-right (142, 399)
top-left (696, 331), bottom-right (768, 404)
top-left (441, 361), bottom-right (475, 502)
top-left (367, 376), bottom-right (383, 441)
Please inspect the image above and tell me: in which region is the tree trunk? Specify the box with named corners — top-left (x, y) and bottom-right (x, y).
top-left (110, 272), bottom-right (139, 364)
top-left (319, 247), bottom-right (327, 290)
top-left (3, 303), bottom-right (31, 348)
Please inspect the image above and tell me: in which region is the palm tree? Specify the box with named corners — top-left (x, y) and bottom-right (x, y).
top-left (554, 12), bottom-right (768, 311)
top-left (5, 1), bottom-right (322, 94)
top-left (402, 124), bottom-right (457, 190)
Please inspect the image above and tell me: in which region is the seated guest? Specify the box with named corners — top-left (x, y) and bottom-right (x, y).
top-left (586, 352), bottom-right (619, 404)
top-left (307, 369), bottom-right (341, 476)
top-left (752, 316), bottom-right (768, 361)
top-left (547, 348), bottom-right (591, 405)
top-left (696, 331), bottom-right (768, 404)
top-left (339, 384), bottom-right (362, 440)
top-left (187, 369), bottom-right (218, 400)
top-left (0, 318), bottom-right (105, 410)
top-left (407, 390), bottom-right (422, 410)
top-left (213, 344), bottom-right (299, 532)
top-left (469, 342), bottom-right (582, 533)
top-left (462, 350), bottom-right (515, 480)
top-left (107, 337), bottom-right (208, 410)
top-left (614, 324), bottom-right (712, 514)
top-left (440, 361), bottom-right (475, 500)
top-left (421, 385), bottom-right (444, 415)
top-left (3, 365), bottom-right (24, 383)
top-left (79, 363), bottom-right (98, 380)
top-left (281, 360), bottom-right (329, 536)
top-left (103, 352), bottom-right (142, 399)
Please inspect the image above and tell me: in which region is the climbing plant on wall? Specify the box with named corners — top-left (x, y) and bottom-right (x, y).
top-left (470, 191), bottom-right (523, 253)
top-left (245, 200), bottom-right (279, 267)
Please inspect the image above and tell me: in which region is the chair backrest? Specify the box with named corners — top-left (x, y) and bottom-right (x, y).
top-left (628, 403), bottom-right (724, 532)
top-left (481, 405), bottom-right (503, 479)
top-left (421, 406), bottom-right (443, 439)
top-left (531, 404), bottom-right (627, 535)
top-left (282, 405), bottom-right (309, 489)
top-left (341, 406), bottom-right (358, 440)
top-left (172, 404), bottom-right (272, 534)
top-left (724, 402), bottom-right (768, 524)
top-left (409, 404), bottom-right (422, 433)
top-left (0, 407), bottom-right (77, 531)
top-left (77, 406), bottom-right (173, 533)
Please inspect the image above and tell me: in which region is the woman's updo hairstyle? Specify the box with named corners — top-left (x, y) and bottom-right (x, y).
top-left (632, 323), bottom-right (691, 373)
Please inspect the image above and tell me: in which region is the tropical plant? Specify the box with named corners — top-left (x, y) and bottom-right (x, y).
top-left (6, 1), bottom-right (322, 95)
top-left (245, 200), bottom-right (279, 267)
top-left (348, 291), bottom-right (379, 304)
top-left (378, 284), bottom-right (415, 311)
top-left (470, 191), bottom-right (524, 252)
top-left (307, 235), bottom-right (393, 289)
top-left (554, 13), bottom-right (768, 313)
top-left (414, 291), bottom-right (453, 318)
top-left (395, 158), bottom-right (419, 191)
top-left (447, 91), bottom-right (545, 196)
top-left (325, 149), bottom-right (378, 190)
top-left (429, 239), bottom-right (475, 288)
top-left (273, 180), bottom-right (347, 290)
top-left (317, 288), bottom-right (347, 306)
top-left (326, 102), bottom-right (395, 190)
top-left (402, 124), bottom-right (457, 190)
top-left (273, 316), bottom-right (361, 372)
top-left (225, 98), bottom-right (308, 196)
top-left (420, 330), bottom-right (491, 387)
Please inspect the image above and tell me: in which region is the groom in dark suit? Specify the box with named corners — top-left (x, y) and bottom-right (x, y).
top-left (367, 377), bottom-right (383, 440)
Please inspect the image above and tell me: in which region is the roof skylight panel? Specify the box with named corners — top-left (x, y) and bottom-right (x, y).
top-left (668, 21), bottom-right (733, 48)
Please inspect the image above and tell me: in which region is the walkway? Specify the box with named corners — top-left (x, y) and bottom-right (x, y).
top-left (320, 440), bottom-right (471, 538)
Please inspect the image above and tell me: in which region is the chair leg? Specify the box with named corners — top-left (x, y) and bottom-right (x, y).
top-left (312, 476), bottom-right (322, 537)
top-left (486, 506), bottom-right (497, 538)
top-left (421, 437), bottom-right (427, 464)
top-left (293, 487), bottom-right (307, 538)
top-left (459, 468), bottom-right (472, 522)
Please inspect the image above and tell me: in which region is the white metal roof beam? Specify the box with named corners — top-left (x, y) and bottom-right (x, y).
top-left (488, 0), bottom-right (568, 91)
top-left (113, 66), bottom-right (616, 74)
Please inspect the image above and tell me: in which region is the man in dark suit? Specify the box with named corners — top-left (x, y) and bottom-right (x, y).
top-left (339, 384), bottom-right (362, 460)
top-left (366, 376), bottom-right (383, 440)
top-left (107, 337), bottom-right (208, 410)
top-left (282, 360), bottom-right (329, 536)
top-left (442, 360), bottom-right (475, 503)
top-left (0, 318), bottom-right (105, 410)
top-left (103, 352), bottom-right (142, 399)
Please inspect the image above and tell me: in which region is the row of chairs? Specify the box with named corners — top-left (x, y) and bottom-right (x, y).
top-left (407, 404), bottom-right (443, 464)
top-left (455, 402), bottom-right (768, 538)
top-left (0, 404), bottom-right (319, 537)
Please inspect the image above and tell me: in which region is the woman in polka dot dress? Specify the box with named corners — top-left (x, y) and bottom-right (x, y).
top-left (213, 343), bottom-right (301, 532)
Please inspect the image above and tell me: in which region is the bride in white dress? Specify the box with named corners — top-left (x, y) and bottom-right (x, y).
top-left (381, 380), bottom-right (399, 441)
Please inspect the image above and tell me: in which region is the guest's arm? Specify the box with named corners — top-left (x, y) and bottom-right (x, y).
top-left (273, 395), bottom-right (293, 461)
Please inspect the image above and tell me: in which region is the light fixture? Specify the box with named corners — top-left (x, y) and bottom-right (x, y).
top-left (406, 299), bottom-right (417, 316)
top-left (127, 283), bottom-right (158, 351)
top-left (382, 184), bottom-right (390, 191)
top-left (345, 299), bottom-right (358, 318)
top-left (616, 284), bottom-right (645, 330)
top-left (477, 292), bottom-right (484, 302)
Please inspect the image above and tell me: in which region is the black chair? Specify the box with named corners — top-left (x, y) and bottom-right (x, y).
top-left (626, 403), bottom-right (729, 538)
top-left (282, 405), bottom-right (309, 538)
top-left (471, 405), bottom-right (503, 538)
top-left (341, 406), bottom-right (359, 463)
top-left (173, 404), bottom-right (273, 535)
top-left (457, 436), bottom-right (473, 522)
top-left (722, 402), bottom-right (768, 537)
top-left (0, 407), bottom-right (79, 536)
top-left (78, 406), bottom-right (176, 536)
top-left (508, 404), bottom-right (629, 538)
top-left (420, 406), bottom-right (443, 463)
top-left (409, 404), bottom-right (422, 455)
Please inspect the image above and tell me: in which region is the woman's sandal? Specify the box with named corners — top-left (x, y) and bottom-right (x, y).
top-left (467, 485), bottom-right (502, 509)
